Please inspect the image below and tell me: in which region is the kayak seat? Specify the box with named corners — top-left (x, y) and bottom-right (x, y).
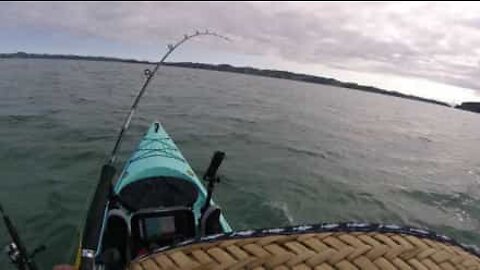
top-left (119, 177), bottom-right (199, 210)
top-left (131, 206), bottom-right (196, 257)
top-left (200, 206), bottom-right (223, 236)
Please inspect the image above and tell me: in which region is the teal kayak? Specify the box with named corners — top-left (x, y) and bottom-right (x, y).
top-left (113, 121), bottom-right (231, 231)
top-left (81, 121), bottom-right (231, 269)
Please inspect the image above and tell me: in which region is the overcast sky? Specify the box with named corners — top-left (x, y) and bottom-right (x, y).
top-left (1, 2), bottom-right (480, 104)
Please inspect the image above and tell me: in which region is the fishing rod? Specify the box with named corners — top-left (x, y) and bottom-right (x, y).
top-left (108, 30), bottom-right (230, 165)
top-left (0, 203), bottom-right (45, 270)
top-left (80, 30), bottom-right (230, 270)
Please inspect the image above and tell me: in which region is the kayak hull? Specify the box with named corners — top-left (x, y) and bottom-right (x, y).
top-left (94, 122), bottom-right (231, 260)
top-left (114, 122), bottom-right (231, 230)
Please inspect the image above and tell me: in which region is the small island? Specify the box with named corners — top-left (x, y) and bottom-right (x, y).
top-left (455, 102), bottom-right (480, 113)
top-left (0, 52), bottom-right (458, 108)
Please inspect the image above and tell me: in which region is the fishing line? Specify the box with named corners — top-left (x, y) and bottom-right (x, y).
top-left (108, 30), bottom-right (230, 165)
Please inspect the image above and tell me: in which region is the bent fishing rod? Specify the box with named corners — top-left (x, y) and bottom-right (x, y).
top-left (109, 30), bottom-right (230, 165)
top-left (79, 30), bottom-right (230, 270)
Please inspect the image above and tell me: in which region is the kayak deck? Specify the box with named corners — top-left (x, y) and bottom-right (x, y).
top-left (92, 122), bottom-right (233, 267)
top-left (113, 122), bottom-right (231, 231)
top-left (129, 223), bottom-right (480, 269)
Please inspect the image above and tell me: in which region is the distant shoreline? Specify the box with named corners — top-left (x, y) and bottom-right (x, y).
top-left (0, 52), bottom-right (467, 109)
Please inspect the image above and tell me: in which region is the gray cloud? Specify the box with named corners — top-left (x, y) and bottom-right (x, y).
top-left (1, 2), bottom-right (480, 92)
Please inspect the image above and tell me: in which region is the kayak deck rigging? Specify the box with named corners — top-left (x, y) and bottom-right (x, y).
top-left (129, 137), bottom-right (185, 164)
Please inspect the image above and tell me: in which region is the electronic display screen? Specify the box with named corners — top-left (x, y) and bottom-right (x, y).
top-left (143, 216), bottom-right (176, 240)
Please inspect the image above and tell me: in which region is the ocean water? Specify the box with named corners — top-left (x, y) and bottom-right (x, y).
top-left (0, 59), bottom-right (479, 269)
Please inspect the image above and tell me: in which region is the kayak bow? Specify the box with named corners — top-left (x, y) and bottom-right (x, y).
top-left (113, 121), bottom-right (231, 232)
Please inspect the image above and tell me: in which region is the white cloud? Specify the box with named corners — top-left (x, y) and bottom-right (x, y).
top-left (1, 1), bottom-right (480, 101)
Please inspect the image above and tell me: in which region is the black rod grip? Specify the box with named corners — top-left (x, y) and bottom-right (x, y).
top-left (80, 164), bottom-right (116, 270)
top-left (203, 151), bottom-right (225, 181)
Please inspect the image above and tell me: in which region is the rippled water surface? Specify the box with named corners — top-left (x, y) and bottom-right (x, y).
top-left (0, 59), bottom-right (479, 269)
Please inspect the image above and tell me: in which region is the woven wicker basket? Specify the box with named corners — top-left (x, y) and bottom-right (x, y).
top-left (130, 228), bottom-right (480, 269)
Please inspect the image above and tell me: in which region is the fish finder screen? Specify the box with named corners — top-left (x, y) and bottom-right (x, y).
top-left (144, 216), bottom-right (176, 240)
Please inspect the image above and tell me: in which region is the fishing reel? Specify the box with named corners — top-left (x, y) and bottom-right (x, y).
top-left (4, 242), bottom-right (22, 265)
top-left (4, 241), bottom-right (45, 269)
